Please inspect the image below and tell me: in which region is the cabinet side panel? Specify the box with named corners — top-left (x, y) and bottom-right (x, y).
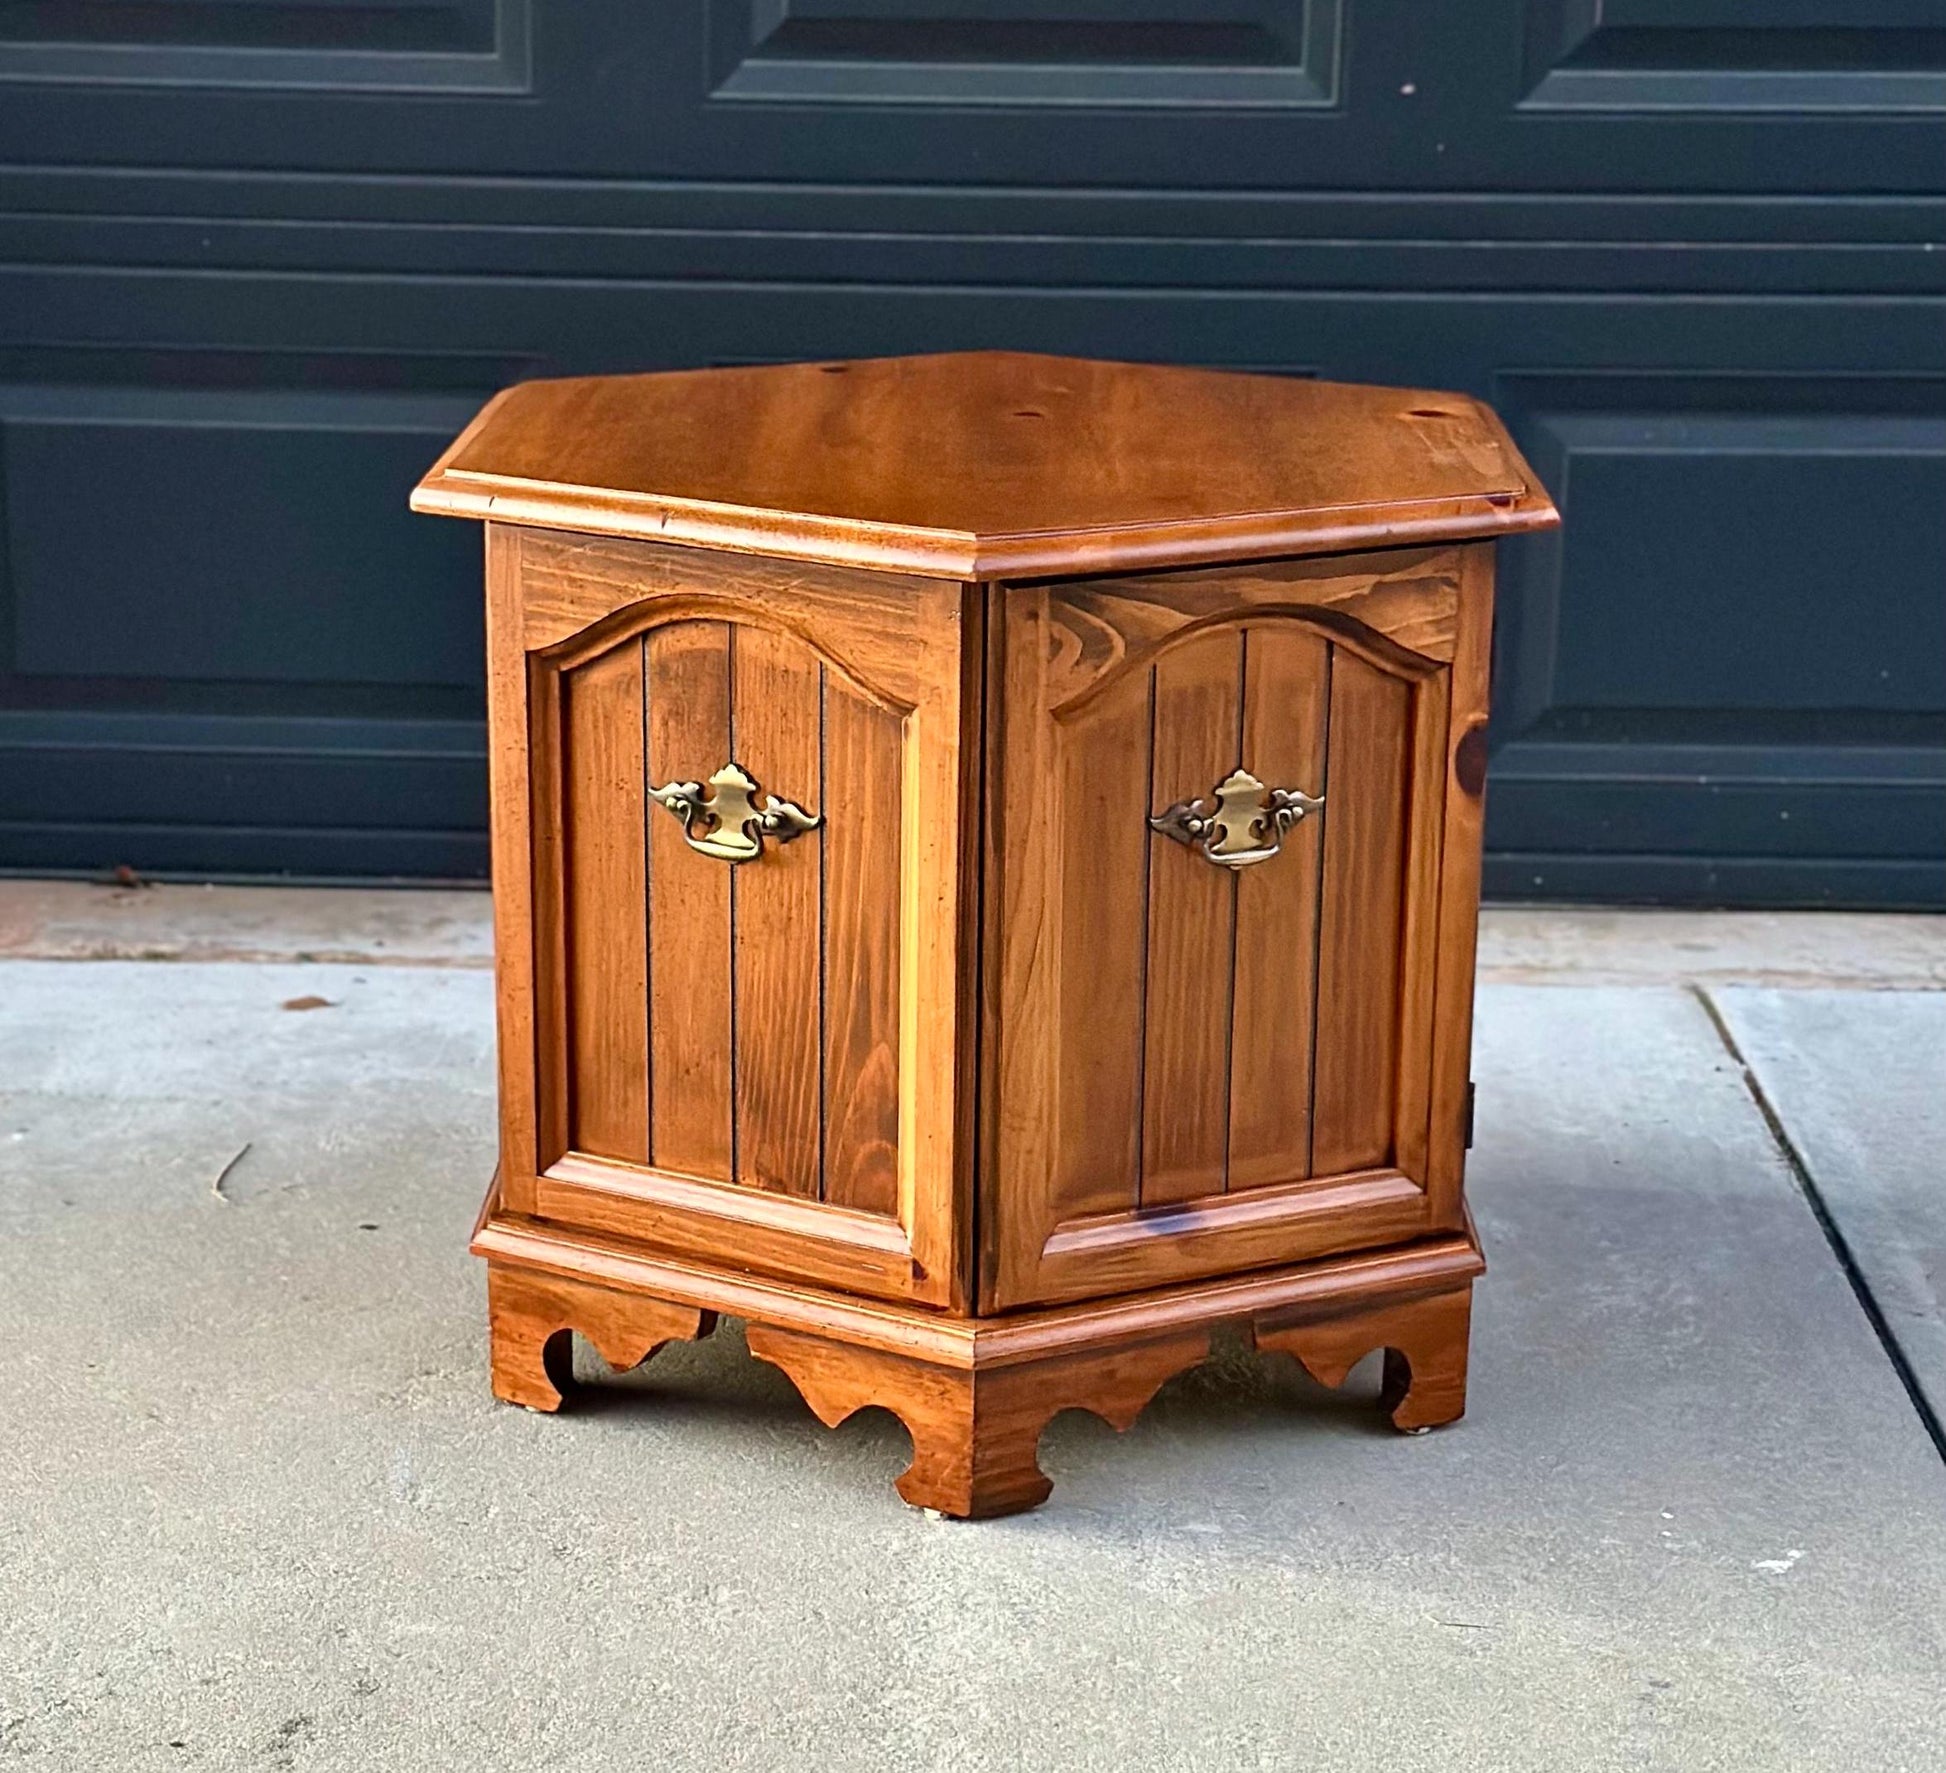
top-left (1312, 651), bottom-right (1410, 1176)
top-left (822, 676), bottom-right (903, 1217)
top-left (562, 639), bottom-right (649, 1163)
top-left (1426, 546), bottom-right (1497, 1221)
top-left (1228, 624), bottom-right (1331, 1191)
top-left (1141, 629), bottom-right (1242, 1207)
top-left (645, 620), bottom-right (735, 1181)
top-left (731, 626), bottom-right (826, 1197)
top-left (485, 525), bottom-right (540, 1210)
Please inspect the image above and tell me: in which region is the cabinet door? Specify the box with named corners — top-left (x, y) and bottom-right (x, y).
top-left (984, 545), bottom-right (1490, 1310)
top-left (487, 527), bottom-right (978, 1310)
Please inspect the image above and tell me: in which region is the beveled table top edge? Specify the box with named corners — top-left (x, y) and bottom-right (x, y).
top-left (412, 466), bottom-right (1559, 580)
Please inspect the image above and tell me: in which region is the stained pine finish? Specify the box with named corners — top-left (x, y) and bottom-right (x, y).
top-left (644, 621), bottom-right (736, 1182)
top-left (1425, 548), bottom-right (1499, 1227)
top-left (820, 678), bottom-right (903, 1217)
top-left (420, 354), bottom-right (1557, 1515)
top-left (986, 551), bottom-right (1461, 1310)
top-left (1142, 630), bottom-right (1242, 1208)
top-left (561, 640), bottom-right (648, 1163)
top-left (730, 627), bottom-right (825, 1198)
top-left (1049, 657), bottom-right (1151, 1222)
top-left (417, 353), bottom-right (1553, 579)
top-left (1228, 626), bottom-right (1331, 1192)
top-left (1311, 654), bottom-right (1413, 1178)
top-left (500, 523), bottom-right (976, 1312)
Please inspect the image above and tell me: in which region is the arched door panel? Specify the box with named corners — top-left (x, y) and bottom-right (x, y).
top-left (491, 527), bottom-right (975, 1310)
top-left (986, 546), bottom-right (1468, 1310)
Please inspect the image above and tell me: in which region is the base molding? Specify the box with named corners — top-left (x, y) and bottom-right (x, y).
top-left (474, 1206), bottom-right (1483, 1517)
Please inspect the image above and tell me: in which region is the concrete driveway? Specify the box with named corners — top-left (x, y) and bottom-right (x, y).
top-left (3, 885), bottom-right (1943, 1771)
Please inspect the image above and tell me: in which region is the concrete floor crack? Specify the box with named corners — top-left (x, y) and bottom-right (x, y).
top-left (1691, 981), bottom-right (1946, 1469)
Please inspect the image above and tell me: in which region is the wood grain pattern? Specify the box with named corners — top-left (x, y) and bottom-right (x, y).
top-left (1391, 661), bottom-right (1452, 1185)
top-left (512, 532), bottom-right (975, 1309)
top-left (535, 1155), bottom-right (924, 1304)
top-left (1053, 657), bottom-right (1152, 1221)
top-left (892, 575), bottom-right (982, 1307)
top-left (1046, 550), bottom-right (1462, 707)
top-left (1311, 652), bottom-right (1412, 1177)
top-left (820, 675), bottom-right (902, 1216)
top-left (1251, 1283), bottom-right (1472, 1433)
top-left (1142, 629), bottom-right (1241, 1206)
top-left (1037, 1170), bottom-right (1429, 1299)
top-left (645, 620), bottom-right (734, 1181)
top-left (747, 1326), bottom-right (1030, 1514)
top-left (748, 1323), bottom-right (1210, 1518)
top-left (989, 573), bottom-right (1447, 1310)
top-left (520, 529), bottom-right (949, 660)
top-left (1424, 544), bottom-right (1498, 1226)
top-left (475, 1199), bottom-right (1483, 1374)
top-left (477, 1210), bottom-right (1480, 1512)
top-left (482, 524), bottom-right (540, 1213)
top-left (561, 639), bottom-right (648, 1162)
top-left (1227, 624), bottom-right (1331, 1190)
top-left (730, 625), bottom-right (824, 1196)
top-left (486, 1262), bottom-right (715, 1414)
top-left (415, 355), bottom-right (1557, 579)
top-left (527, 653), bottom-right (571, 1172)
top-left (437, 361), bottom-right (1539, 1507)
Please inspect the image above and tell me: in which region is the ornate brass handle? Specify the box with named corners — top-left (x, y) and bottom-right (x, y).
top-left (1149, 768), bottom-right (1323, 871)
top-left (647, 761), bottom-right (820, 864)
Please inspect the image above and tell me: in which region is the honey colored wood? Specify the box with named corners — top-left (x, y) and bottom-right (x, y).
top-left (1310, 652), bottom-right (1412, 1176)
top-left (1047, 648), bottom-right (1151, 1224)
top-left (644, 620), bottom-right (735, 1181)
top-left (1141, 629), bottom-right (1241, 1207)
top-left (503, 528), bottom-right (978, 1312)
top-left (483, 527), bottom-right (540, 1213)
top-left (820, 676), bottom-right (903, 1215)
top-left (486, 1263), bottom-right (715, 1413)
top-left (1039, 548), bottom-right (1465, 704)
top-left (1392, 661), bottom-right (1454, 1186)
top-left (516, 526), bottom-right (948, 656)
top-left (1228, 625), bottom-right (1330, 1190)
top-left (423, 354), bottom-right (1557, 1514)
top-left (1425, 546), bottom-right (1499, 1226)
top-left (985, 552), bottom-right (1456, 1311)
top-left (748, 1324), bottom-right (1212, 1517)
top-left (729, 625), bottom-right (824, 1197)
top-left (478, 1222), bottom-right (1481, 1514)
top-left (533, 1154), bottom-right (929, 1304)
top-left (413, 353), bottom-right (1556, 578)
top-left (561, 640), bottom-right (648, 1162)
top-left (474, 1205), bottom-right (1484, 1371)
top-left (1251, 1283), bottom-right (1472, 1433)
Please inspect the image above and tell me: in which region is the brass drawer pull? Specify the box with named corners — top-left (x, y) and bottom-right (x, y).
top-left (647, 761), bottom-right (820, 863)
top-left (1149, 768), bottom-right (1323, 871)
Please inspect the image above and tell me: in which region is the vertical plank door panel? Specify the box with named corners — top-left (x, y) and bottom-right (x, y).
top-left (731, 626), bottom-right (825, 1197)
top-left (645, 620), bottom-right (735, 1182)
top-left (1228, 625), bottom-right (1330, 1191)
top-left (821, 675), bottom-right (903, 1217)
top-left (1050, 660), bottom-right (1153, 1223)
top-left (1312, 652), bottom-right (1411, 1176)
top-left (561, 640), bottom-right (649, 1162)
top-left (1142, 629), bottom-right (1243, 1206)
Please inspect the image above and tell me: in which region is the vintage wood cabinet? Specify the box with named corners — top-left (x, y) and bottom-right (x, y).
top-left (413, 351), bottom-right (1557, 1516)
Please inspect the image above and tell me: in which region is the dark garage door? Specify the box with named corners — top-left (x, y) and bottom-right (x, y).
top-left (0, 0), bottom-right (1942, 906)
